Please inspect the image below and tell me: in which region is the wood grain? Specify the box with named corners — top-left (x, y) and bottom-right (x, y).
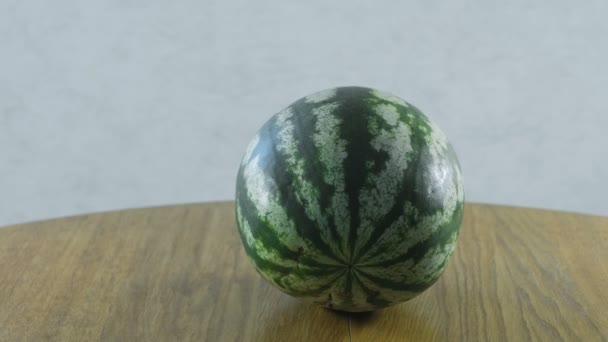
top-left (0, 202), bottom-right (606, 341)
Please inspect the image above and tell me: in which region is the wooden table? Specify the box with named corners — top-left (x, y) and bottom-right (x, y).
top-left (0, 202), bottom-right (606, 341)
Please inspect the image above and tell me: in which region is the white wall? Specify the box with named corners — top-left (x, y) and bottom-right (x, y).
top-left (1, 0), bottom-right (607, 226)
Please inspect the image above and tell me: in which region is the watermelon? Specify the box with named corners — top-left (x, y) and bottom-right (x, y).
top-left (235, 86), bottom-right (464, 312)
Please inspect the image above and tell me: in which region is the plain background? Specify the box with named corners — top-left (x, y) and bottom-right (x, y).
top-left (1, 1), bottom-right (607, 226)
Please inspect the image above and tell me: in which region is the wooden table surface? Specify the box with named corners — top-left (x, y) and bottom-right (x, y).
top-left (0, 202), bottom-right (606, 341)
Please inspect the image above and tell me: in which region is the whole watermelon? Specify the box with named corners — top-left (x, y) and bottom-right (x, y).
top-left (235, 86), bottom-right (464, 312)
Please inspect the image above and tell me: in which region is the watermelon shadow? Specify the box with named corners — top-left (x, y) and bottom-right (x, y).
top-left (347, 304), bottom-right (436, 339)
top-left (253, 296), bottom-right (435, 341)
top-left (252, 298), bottom-right (350, 341)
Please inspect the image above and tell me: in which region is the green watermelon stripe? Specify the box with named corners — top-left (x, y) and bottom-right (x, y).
top-left (359, 202), bottom-right (463, 268)
top-left (354, 267), bottom-right (434, 293)
top-left (355, 234), bottom-right (456, 288)
top-left (351, 270), bottom-right (392, 308)
top-left (353, 105), bottom-right (457, 263)
top-left (284, 99), bottom-right (350, 262)
top-left (236, 203), bottom-right (349, 297)
top-left (350, 102), bottom-right (395, 260)
top-left (352, 197), bottom-right (418, 264)
top-left (260, 117), bottom-right (346, 263)
top-left (281, 269), bottom-right (348, 297)
top-left (309, 101), bottom-right (353, 262)
top-left (351, 130), bottom-right (425, 263)
top-left (239, 233), bottom-right (343, 278)
top-left (338, 87), bottom-right (377, 263)
top-left (344, 267), bottom-right (354, 300)
top-left (236, 169), bottom-right (342, 268)
top-left (351, 100), bottom-right (441, 262)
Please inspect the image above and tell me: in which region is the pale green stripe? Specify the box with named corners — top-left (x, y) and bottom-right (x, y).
top-left (371, 89), bottom-right (411, 108)
top-left (352, 269), bottom-right (418, 304)
top-left (312, 102), bottom-right (351, 260)
top-left (357, 176), bottom-right (459, 265)
top-left (242, 153), bottom-right (340, 266)
top-left (354, 103), bottom-right (413, 258)
top-left (305, 88), bottom-right (337, 104)
top-left (356, 231), bottom-right (458, 285)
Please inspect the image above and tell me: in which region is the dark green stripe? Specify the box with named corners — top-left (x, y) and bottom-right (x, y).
top-left (239, 233), bottom-right (342, 278)
top-left (260, 114), bottom-right (347, 263)
top-left (338, 87), bottom-right (377, 263)
top-left (407, 105), bottom-right (459, 214)
top-left (343, 267), bottom-right (354, 305)
top-left (288, 98), bottom-right (348, 262)
top-left (353, 104), bottom-right (458, 262)
top-left (279, 269), bottom-right (347, 297)
top-left (236, 167), bottom-right (341, 268)
top-left (354, 267), bottom-right (434, 293)
top-left (236, 115), bottom-right (344, 263)
top-left (361, 201), bottom-right (463, 268)
top-left (351, 271), bottom-right (393, 308)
